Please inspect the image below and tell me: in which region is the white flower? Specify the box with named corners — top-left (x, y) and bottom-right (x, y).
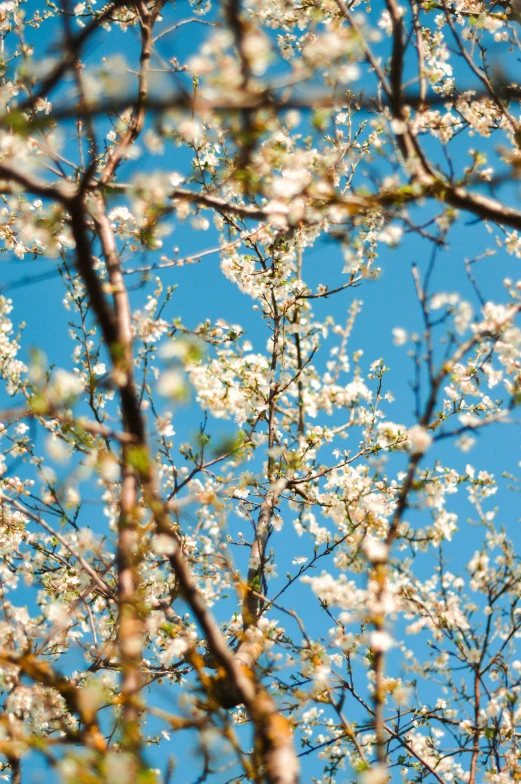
top-left (46, 601), bottom-right (70, 628)
top-left (393, 686), bottom-right (412, 706)
top-left (152, 534), bottom-right (176, 555)
top-left (160, 636), bottom-right (190, 665)
top-left (269, 168), bottom-right (312, 199)
top-left (45, 436), bottom-right (71, 464)
top-left (392, 327), bottom-right (407, 346)
top-left (242, 31), bottom-right (272, 75)
top-left (157, 369), bottom-right (187, 399)
top-left (65, 486), bottom-right (80, 506)
top-left (105, 752), bottom-right (136, 784)
top-left (169, 172), bottom-right (185, 187)
top-left (178, 118), bottom-right (203, 144)
top-left (360, 764), bottom-right (390, 784)
top-left (408, 425), bottom-right (432, 454)
top-left (378, 224), bottom-right (403, 245)
top-left (455, 434), bottom-right (475, 453)
top-left (362, 535), bottom-right (389, 564)
top-left (187, 55), bottom-right (213, 74)
top-left (234, 487), bottom-right (249, 499)
top-left (77, 679), bottom-right (106, 716)
top-left (264, 562), bottom-right (278, 579)
top-left (369, 630), bottom-right (393, 652)
top-left (158, 340), bottom-right (192, 361)
top-left (390, 118), bottom-right (407, 135)
top-left (98, 453), bottom-right (120, 482)
top-left (465, 647), bottom-right (481, 664)
top-left (49, 369), bottom-right (84, 403)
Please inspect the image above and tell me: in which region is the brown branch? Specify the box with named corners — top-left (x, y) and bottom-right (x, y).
top-left (0, 494), bottom-right (113, 599)
top-left (12, 0), bottom-right (136, 116)
top-left (0, 650), bottom-right (106, 752)
top-left (68, 163), bottom-right (300, 784)
top-left (241, 480), bottom-right (287, 629)
top-left (98, 0), bottom-right (164, 186)
top-left (18, 84), bottom-right (521, 128)
top-left (88, 192), bottom-right (146, 752)
top-left (0, 165), bottom-right (70, 202)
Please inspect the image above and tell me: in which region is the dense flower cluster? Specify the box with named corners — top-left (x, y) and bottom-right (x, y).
top-left (0, 0), bottom-right (519, 783)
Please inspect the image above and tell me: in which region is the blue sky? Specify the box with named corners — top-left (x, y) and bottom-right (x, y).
top-left (2, 2), bottom-right (521, 782)
top-left (5, 181), bottom-right (521, 782)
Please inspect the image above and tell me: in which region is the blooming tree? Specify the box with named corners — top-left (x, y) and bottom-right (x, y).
top-left (1, 0), bottom-right (521, 783)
